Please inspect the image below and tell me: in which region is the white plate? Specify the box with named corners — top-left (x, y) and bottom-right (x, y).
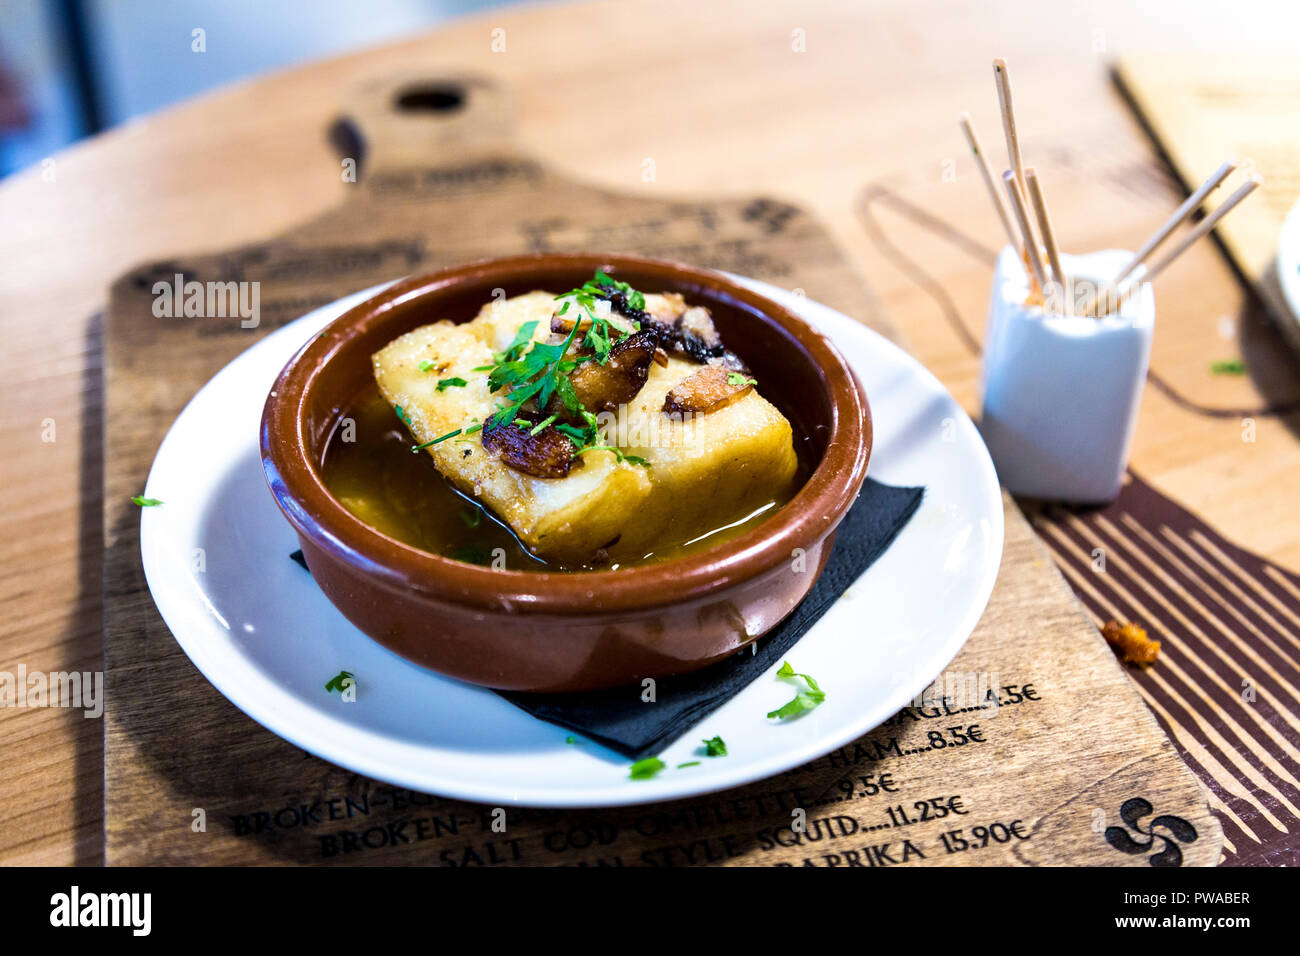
top-left (139, 276), bottom-right (1003, 807)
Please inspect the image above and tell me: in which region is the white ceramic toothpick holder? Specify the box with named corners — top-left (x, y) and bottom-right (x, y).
top-left (979, 247), bottom-right (1154, 504)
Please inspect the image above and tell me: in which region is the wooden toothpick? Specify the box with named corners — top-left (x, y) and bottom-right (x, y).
top-left (1002, 169), bottom-right (1049, 293)
top-left (1082, 159), bottom-right (1239, 315)
top-left (1025, 166), bottom-right (1068, 312)
top-left (994, 57), bottom-right (1035, 251)
top-left (1089, 176), bottom-right (1261, 316)
top-left (960, 112), bottom-right (1022, 255)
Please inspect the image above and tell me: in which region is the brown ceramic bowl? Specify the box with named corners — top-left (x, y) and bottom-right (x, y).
top-left (260, 254), bottom-right (870, 692)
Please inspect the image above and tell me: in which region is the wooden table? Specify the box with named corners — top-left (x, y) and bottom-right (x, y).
top-left (3, 0), bottom-right (1298, 865)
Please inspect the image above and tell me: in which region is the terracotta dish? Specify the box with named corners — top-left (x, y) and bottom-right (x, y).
top-left (260, 254), bottom-right (871, 692)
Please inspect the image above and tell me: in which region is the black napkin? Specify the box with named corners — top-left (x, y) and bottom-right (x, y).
top-left (499, 478), bottom-right (924, 759)
top-left (292, 478), bottom-right (923, 760)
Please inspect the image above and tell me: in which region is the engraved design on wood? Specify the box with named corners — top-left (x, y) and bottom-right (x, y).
top-left (1104, 797), bottom-right (1198, 867)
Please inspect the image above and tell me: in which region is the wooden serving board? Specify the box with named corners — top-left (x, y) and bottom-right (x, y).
top-left (103, 74), bottom-right (1220, 866)
top-left (1114, 54), bottom-right (1300, 352)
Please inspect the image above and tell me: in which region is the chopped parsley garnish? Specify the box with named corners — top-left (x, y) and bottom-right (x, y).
top-left (678, 761), bottom-right (701, 768)
top-left (767, 661), bottom-right (826, 720)
top-left (496, 320), bottom-right (540, 364)
top-left (628, 757), bottom-right (667, 780)
top-left (412, 428), bottom-right (462, 451)
top-left (573, 444), bottom-right (652, 468)
top-left (131, 496), bottom-right (163, 507)
top-left (529, 414), bottom-right (558, 436)
top-left (394, 405), bottom-right (411, 426)
top-left (418, 359), bottom-right (436, 372)
top-left (483, 318), bottom-right (586, 431)
top-left (398, 272), bottom-right (658, 470)
top-left (476, 271), bottom-right (647, 460)
top-left (565, 736), bottom-right (578, 745)
top-left (1210, 358), bottom-right (1246, 375)
top-left (590, 269), bottom-right (646, 312)
top-left (703, 736), bottom-right (728, 757)
top-left (727, 373), bottom-right (757, 387)
top-left (324, 670), bottom-right (354, 693)
top-left (555, 269), bottom-right (645, 364)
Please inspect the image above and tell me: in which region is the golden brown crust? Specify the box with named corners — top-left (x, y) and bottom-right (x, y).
top-left (678, 305), bottom-right (722, 349)
top-left (662, 365), bottom-right (754, 415)
top-left (481, 417), bottom-right (575, 479)
top-left (561, 329), bottom-right (659, 413)
top-left (550, 310), bottom-right (637, 337)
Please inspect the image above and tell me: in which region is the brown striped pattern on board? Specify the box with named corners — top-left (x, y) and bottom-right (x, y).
top-left (1030, 472), bottom-right (1300, 866)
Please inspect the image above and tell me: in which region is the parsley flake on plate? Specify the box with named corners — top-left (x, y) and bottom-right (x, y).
top-left (131, 495), bottom-right (163, 507)
top-left (628, 757), bottom-right (667, 780)
top-left (766, 661), bottom-right (826, 720)
top-left (324, 670), bottom-right (355, 694)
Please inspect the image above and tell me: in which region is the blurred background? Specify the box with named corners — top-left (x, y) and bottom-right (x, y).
top-left (0, 0), bottom-right (517, 176)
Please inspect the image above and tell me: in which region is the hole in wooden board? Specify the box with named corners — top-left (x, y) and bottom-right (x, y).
top-left (393, 85), bottom-right (466, 114)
